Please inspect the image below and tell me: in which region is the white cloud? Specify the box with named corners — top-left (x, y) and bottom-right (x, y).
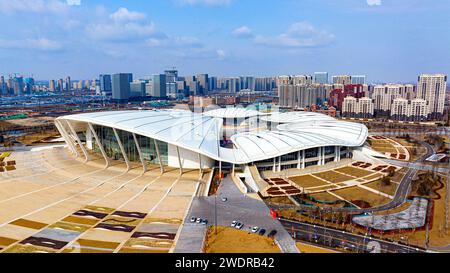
top-left (110, 7), bottom-right (146, 22)
top-left (0, 0), bottom-right (69, 15)
top-left (0, 38), bottom-right (62, 51)
top-left (147, 36), bottom-right (202, 48)
top-left (66, 0), bottom-right (80, 6)
top-left (87, 22), bottom-right (156, 41)
top-left (367, 0), bottom-right (382, 6)
top-left (255, 21), bottom-right (335, 48)
top-left (232, 26), bottom-right (253, 38)
top-left (177, 0), bottom-right (232, 6)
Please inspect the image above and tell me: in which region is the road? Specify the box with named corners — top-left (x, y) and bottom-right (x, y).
top-left (280, 219), bottom-right (426, 253)
top-left (174, 176), bottom-right (300, 253)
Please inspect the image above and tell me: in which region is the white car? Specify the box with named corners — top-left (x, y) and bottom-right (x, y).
top-left (190, 217), bottom-right (196, 223)
top-left (196, 218), bottom-right (202, 224)
top-left (251, 226), bottom-right (259, 233)
top-left (231, 221), bottom-right (237, 228)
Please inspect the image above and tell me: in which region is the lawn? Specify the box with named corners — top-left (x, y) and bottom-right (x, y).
top-left (204, 226), bottom-right (281, 253)
top-left (364, 179), bottom-right (399, 196)
top-left (313, 171), bottom-right (355, 183)
top-left (309, 192), bottom-right (342, 203)
top-left (370, 139), bottom-right (398, 154)
top-left (296, 242), bottom-right (340, 253)
top-left (332, 187), bottom-right (392, 207)
top-left (335, 166), bottom-right (374, 178)
top-left (289, 175), bottom-right (331, 188)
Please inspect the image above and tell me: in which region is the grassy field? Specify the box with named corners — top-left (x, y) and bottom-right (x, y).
top-left (204, 226), bottom-right (281, 253)
top-left (332, 187), bottom-right (392, 207)
top-left (314, 171), bottom-right (355, 183)
top-left (309, 192), bottom-right (341, 202)
top-left (289, 175), bottom-right (331, 188)
top-left (296, 242), bottom-right (340, 253)
top-left (335, 166), bottom-right (374, 178)
top-left (370, 139), bottom-right (398, 154)
top-left (364, 179), bottom-right (399, 196)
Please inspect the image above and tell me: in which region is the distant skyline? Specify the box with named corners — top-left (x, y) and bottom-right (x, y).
top-left (0, 0), bottom-right (449, 82)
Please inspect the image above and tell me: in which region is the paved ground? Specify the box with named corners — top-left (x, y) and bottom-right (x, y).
top-left (0, 146), bottom-right (199, 253)
top-left (174, 176), bottom-right (300, 253)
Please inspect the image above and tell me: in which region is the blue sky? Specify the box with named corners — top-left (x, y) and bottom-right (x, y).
top-left (0, 0), bottom-right (449, 82)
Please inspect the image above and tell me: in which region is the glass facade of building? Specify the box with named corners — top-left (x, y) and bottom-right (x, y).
top-left (93, 125), bottom-right (168, 166)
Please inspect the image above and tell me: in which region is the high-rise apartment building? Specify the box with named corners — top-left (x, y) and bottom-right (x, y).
top-left (417, 74), bottom-right (447, 119)
top-left (99, 74), bottom-right (112, 95)
top-left (342, 96), bottom-right (374, 118)
top-left (332, 75), bottom-right (352, 85)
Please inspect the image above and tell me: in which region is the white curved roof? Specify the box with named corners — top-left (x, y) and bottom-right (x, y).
top-left (204, 107), bottom-right (267, 119)
top-left (57, 110), bottom-right (223, 161)
top-left (260, 111), bottom-right (334, 124)
top-left (229, 120), bottom-right (367, 163)
top-left (57, 109), bottom-right (368, 165)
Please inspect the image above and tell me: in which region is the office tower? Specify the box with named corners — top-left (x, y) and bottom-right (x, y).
top-left (417, 74), bottom-right (447, 119)
top-left (342, 96), bottom-right (374, 118)
top-left (196, 74), bottom-right (209, 95)
top-left (130, 81), bottom-right (146, 97)
top-left (99, 74), bottom-right (112, 95)
top-left (314, 72), bottom-right (329, 84)
top-left (112, 73), bottom-right (132, 100)
top-left (351, 75), bottom-right (366, 85)
top-left (150, 74), bottom-right (167, 98)
top-left (13, 76), bottom-right (24, 95)
top-left (332, 75), bottom-right (352, 85)
top-left (57, 79), bottom-right (64, 92)
top-left (49, 80), bottom-right (56, 92)
top-left (65, 77), bottom-right (71, 92)
top-left (165, 69), bottom-right (178, 83)
top-left (24, 77), bottom-right (35, 94)
top-left (209, 76), bottom-right (217, 91)
top-left (0, 76), bottom-right (6, 96)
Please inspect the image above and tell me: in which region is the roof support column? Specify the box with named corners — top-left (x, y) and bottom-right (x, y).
top-left (272, 158), bottom-right (276, 173)
top-left (66, 120), bottom-right (90, 163)
top-left (176, 146), bottom-right (183, 176)
top-left (334, 146), bottom-right (339, 162)
top-left (278, 156), bottom-right (282, 173)
top-left (297, 151), bottom-right (301, 169)
top-left (198, 153), bottom-right (203, 179)
top-left (302, 150), bottom-right (305, 169)
top-left (55, 120), bottom-right (76, 156)
top-left (154, 139), bottom-right (164, 174)
top-left (218, 161), bottom-right (222, 178)
top-left (60, 120), bottom-right (79, 157)
top-left (113, 128), bottom-right (131, 171)
top-left (317, 147), bottom-right (322, 166)
top-left (133, 133), bottom-right (147, 174)
top-left (88, 123), bottom-right (110, 169)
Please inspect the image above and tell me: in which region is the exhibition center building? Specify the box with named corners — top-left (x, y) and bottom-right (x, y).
top-left (55, 108), bottom-right (368, 175)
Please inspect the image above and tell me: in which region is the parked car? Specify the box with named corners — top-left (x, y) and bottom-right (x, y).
top-left (201, 219), bottom-right (208, 225)
top-left (268, 230), bottom-right (277, 238)
top-left (231, 220), bottom-right (237, 228)
top-left (258, 229), bottom-right (266, 236)
top-left (190, 217), bottom-right (196, 223)
top-left (251, 226), bottom-right (259, 233)
top-left (196, 218), bottom-right (202, 224)
top-left (221, 197), bottom-right (228, 202)
top-left (235, 222), bottom-right (243, 230)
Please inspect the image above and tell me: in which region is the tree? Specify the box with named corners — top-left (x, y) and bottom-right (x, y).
top-left (381, 176), bottom-right (391, 186)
